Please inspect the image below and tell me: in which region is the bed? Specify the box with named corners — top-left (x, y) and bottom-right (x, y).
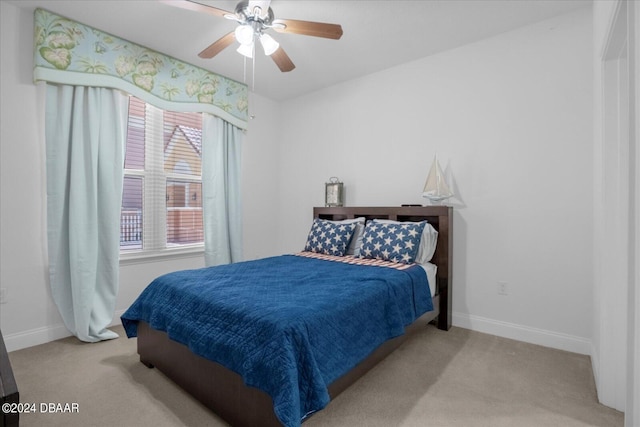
top-left (121, 206), bottom-right (452, 426)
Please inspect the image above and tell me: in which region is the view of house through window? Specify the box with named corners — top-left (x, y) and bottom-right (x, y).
top-left (120, 96), bottom-right (204, 252)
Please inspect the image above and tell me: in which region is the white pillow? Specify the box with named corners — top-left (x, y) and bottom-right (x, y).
top-left (327, 217), bottom-right (366, 256)
top-left (374, 219), bottom-right (438, 263)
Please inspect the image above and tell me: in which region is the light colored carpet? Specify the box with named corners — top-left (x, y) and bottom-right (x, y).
top-left (7, 324), bottom-right (623, 427)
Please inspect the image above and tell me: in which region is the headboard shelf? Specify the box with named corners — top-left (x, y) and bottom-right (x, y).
top-left (313, 206), bottom-right (453, 330)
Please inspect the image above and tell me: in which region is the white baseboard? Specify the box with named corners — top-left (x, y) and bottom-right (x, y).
top-left (4, 309), bottom-right (128, 353)
top-left (7, 309), bottom-right (591, 355)
top-left (452, 312), bottom-right (592, 355)
top-left (4, 323), bottom-right (73, 353)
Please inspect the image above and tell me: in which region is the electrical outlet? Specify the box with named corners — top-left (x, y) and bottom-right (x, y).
top-left (497, 281), bottom-right (508, 296)
top-left (0, 287), bottom-right (7, 304)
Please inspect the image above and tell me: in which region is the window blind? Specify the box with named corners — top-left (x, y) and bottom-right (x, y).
top-left (120, 96), bottom-right (203, 252)
top-left (121, 97), bottom-right (145, 250)
top-left (163, 110), bottom-right (203, 247)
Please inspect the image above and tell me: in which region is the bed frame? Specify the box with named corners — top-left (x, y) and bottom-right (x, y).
top-left (136, 206), bottom-right (452, 426)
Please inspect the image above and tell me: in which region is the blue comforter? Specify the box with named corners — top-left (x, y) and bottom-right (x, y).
top-left (121, 254), bottom-right (432, 426)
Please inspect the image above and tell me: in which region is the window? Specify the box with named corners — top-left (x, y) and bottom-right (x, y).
top-left (120, 96), bottom-right (204, 253)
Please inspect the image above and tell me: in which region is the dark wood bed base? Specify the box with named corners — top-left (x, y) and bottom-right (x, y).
top-left (136, 206), bottom-right (453, 426)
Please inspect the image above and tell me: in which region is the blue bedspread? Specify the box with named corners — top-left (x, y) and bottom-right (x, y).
top-left (121, 254), bottom-right (432, 426)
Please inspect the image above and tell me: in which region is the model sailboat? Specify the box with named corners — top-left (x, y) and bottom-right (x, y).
top-left (422, 155), bottom-right (453, 204)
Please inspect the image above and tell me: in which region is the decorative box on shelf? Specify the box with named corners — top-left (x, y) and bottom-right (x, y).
top-left (325, 177), bottom-right (344, 207)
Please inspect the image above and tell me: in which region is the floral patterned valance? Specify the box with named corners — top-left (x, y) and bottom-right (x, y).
top-left (33, 9), bottom-right (249, 129)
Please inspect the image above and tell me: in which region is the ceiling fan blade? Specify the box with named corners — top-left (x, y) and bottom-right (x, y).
top-left (271, 47), bottom-right (295, 72)
top-left (159, 0), bottom-right (232, 18)
top-left (198, 31), bottom-right (235, 59)
top-left (272, 19), bottom-right (343, 40)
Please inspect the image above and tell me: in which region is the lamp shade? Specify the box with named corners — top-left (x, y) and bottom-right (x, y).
top-left (259, 33), bottom-right (279, 56)
top-left (234, 25), bottom-right (254, 45)
top-left (236, 43), bottom-right (254, 58)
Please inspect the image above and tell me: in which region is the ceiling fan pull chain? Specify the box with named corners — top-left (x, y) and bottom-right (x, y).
top-left (242, 55), bottom-right (247, 84)
top-left (252, 44), bottom-right (256, 91)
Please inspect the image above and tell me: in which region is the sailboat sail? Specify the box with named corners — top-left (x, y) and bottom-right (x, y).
top-left (422, 157), bottom-right (453, 202)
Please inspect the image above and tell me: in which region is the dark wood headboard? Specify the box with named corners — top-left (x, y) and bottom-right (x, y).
top-left (313, 206), bottom-right (452, 330)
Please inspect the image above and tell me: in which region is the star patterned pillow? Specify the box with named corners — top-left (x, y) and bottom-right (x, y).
top-left (360, 220), bottom-right (427, 264)
top-left (304, 219), bottom-right (357, 256)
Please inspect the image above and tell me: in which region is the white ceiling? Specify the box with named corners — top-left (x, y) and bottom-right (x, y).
top-left (12, 0), bottom-right (590, 101)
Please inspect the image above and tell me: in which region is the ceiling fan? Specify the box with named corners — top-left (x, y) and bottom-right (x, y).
top-left (162, 0), bottom-right (344, 72)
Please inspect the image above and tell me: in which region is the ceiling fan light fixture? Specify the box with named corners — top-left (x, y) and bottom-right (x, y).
top-left (236, 42), bottom-right (254, 58)
top-left (166, 0), bottom-right (342, 73)
top-left (259, 33), bottom-right (279, 56)
top-left (234, 24), bottom-right (254, 45)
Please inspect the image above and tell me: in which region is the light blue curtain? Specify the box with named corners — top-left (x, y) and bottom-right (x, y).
top-left (45, 84), bottom-right (128, 342)
top-left (202, 114), bottom-right (243, 266)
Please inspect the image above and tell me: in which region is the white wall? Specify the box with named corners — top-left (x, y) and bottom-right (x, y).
top-left (1, 2), bottom-right (60, 347)
top-left (240, 93), bottom-right (282, 261)
top-left (0, 1), bottom-right (282, 351)
top-left (592, 0), bottom-right (639, 420)
top-left (277, 8), bottom-right (594, 354)
top-left (591, 0), bottom-right (624, 412)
